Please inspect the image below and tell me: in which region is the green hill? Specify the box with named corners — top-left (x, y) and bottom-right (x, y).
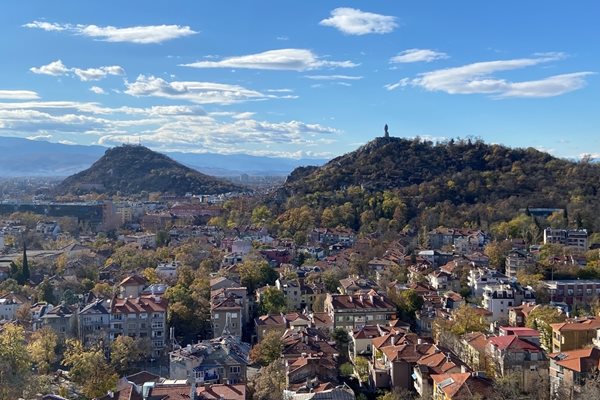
top-left (56, 145), bottom-right (244, 196)
top-left (277, 136), bottom-right (600, 233)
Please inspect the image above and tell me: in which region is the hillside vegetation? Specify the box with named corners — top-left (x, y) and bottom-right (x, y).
top-left (56, 145), bottom-right (244, 196)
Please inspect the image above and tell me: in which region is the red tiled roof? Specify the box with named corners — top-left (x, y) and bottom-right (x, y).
top-left (196, 384), bottom-right (246, 400)
top-left (111, 296), bottom-right (167, 314)
top-left (488, 336), bottom-right (541, 352)
top-left (550, 347), bottom-right (600, 373)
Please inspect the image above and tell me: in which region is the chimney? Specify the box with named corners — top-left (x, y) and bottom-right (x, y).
top-left (391, 335), bottom-right (397, 346)
top-left (461, 365), bottom-right (468, 373)
top-left (417, 338), bottom-right (422, 345)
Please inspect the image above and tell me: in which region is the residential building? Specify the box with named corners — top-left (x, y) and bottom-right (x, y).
top-left (550, 317), bottom-right (600, 353)
top-left (117, 275), bottom-right (147, 299)
top-left (156, 261), bottom-right (180, 280)
top-left (549, 347), bottom-right (600, 399)
top-left (122, 232), bottom-right (157, 248)
top-left (481, 283), bottom-right (535, 322)
top-left (544, 228), bottom-right (588, 250)
top-left (110, 295), bottom-right (168, 357)
top-left (486, 335), bottom-right (548, 394)
top-left (508, 302), bottom-right (538, 327)
top-left (413, 348), bottom-right (467, 399)
top-left (505, 249), bottom-right (534, 278)
top-left (169, 336), bottom-right (249, 385)
top-left (467, 267), bottom-right (509, 297)
top-left (542, 280), bottom-right (600, 306)
top-left (0, 292), bottom-right (28, 321)
top-left (196, 383), bottom-right (247, 400)
top-left (41, 303), bottom-right (77, 339)
top-left (338, 276), bottom-right (379, 295)
top-left (276, 278), bottom-right (303, 310)
top-left (431, 372), bottom-right (493, 400)
top-left (211, 295), bottom-right (243, 339)
top-left (78, 298), bottom-right (110, 347)
top-left (324, 290), bottom-right (396, 330)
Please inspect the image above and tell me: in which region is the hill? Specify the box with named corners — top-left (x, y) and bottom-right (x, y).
top-left (0, 137), bottom-right (327, 177)
top-left (277, 136), bottom-right (600, 233)
top-left (56, 145), bottom-right (245, 196)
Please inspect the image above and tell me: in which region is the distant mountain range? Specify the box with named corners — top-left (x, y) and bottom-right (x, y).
top-left (56, 145), bottom-right (244, 196)
top-left (0, 137), bottom-right (327, 177)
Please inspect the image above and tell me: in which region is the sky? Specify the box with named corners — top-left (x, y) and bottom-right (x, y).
top-left (0, 1), bottom-right (599, 160)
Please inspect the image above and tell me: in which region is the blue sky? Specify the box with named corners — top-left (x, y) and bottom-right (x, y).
top-left (0, 1), bottom-right (598, 159)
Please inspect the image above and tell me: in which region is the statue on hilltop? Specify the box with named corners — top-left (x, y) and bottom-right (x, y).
top-left (384, 124), bottom-right (389, 138)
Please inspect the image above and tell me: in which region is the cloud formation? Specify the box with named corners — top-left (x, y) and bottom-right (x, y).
top-left (30, 60), bottom-right (125, 81)
top-left (181, 49), bottom-right (357, 71)
top-left (124, 75), bottom-right (278, 104)
top-left (304, 75), bottom-right (363, 80)
top-left (320, 8), bottom-right (397, 35)
top-left (89, 86), bottom-right (106, 95)
top-left (0, 90), bottom-right (40, 100)
top-left (386, 54), bottom-right (594, 98)
top-left (391, 49), bottom-right (448, 63)
top-left (23, 21), bottom-right (197, 44)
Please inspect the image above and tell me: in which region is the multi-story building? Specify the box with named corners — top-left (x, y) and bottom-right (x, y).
top-left (324, 290), bottom-right (396, 330)
top-left (486, 335), bottom-right (548, 394)
top-left (550, 317), bottom-right (600, 353)
top-left (169, 336), bottom-right (249, 385)
top-left (0, 292), bottom-right (28, 321)
top-left (276, 278), bottom-right (303, 310)
top-left (41, 303), bottom-right (77, 339)
top-left (544, 228), bottom-right (588, 250)
top-left (542, 280), bottom-right (600, 306)
top-left (505, 249), bottom-right (534, 278)
top-left (110, 295), bottom-right (168, 357)
top-left (467, 267), bottom-right (509, 298)
top-left (211, 295), bottom-right (243, 339)
top-left (430, 372), bottom-right (493, 400)
top-left (481, 283), bottom-right (535, 322)
top-left (549, 347), bottom-right (600, 399)
top-left (78, 298), bottom-right (110, 347)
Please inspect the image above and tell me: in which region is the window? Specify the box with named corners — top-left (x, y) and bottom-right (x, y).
top-left (140, 313), bottom-right (148, 319)
top-left (567, 289), bottom-right (574, 295)
top-left (214, 314), bottom-right (220, 319)
top-left (153, 340), bottom-right (164, 348)
top-left (230, 366), bottom-right (241, 374)
top-left (152, 321), bottom-right (164, 329)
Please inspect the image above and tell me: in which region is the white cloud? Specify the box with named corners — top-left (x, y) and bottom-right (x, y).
top-left (22, 20), bottom-right (65, 31)
top-left (384, 78), bottom-right (411, 91)
top-left (390, 53), bottom-right (594, 98)
top-left (181, 49), bottom-right (358, 71)
top-left (23, 21), bottom-right (197, 44)
top-left (0, 90), bottom-right (40, 100)
top-left (391, 49), bottom-right (449, 63)
top-left (30, 60), bottom-right (125, 81)
top-left (320, 8), bottom-right (397, 35)
top-left (304, 75), bottom-right (363, 80)
top-left (89, 86), bottom-right (106, 95)
top-left (232, 112), bottom-right (255, 120)
top-left (30, 59), bottom-right (70, 76)
top-left (27, 134), bottom-right (53, 140)
top-left (124, 75), bottom-right (271, 104)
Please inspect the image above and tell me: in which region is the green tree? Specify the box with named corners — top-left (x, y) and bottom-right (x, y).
top-left (260, 287), bottom-right (287, 314)
top-left (250, 359), bottom-right (286, 400)
top-left (62, 339), bottom-right (118, 399)
top-left (526, 306), bottom-right (566, 350)
top-left (110, 335), bottom-right (141, 374)
top-left (249, 330), bottom-right (283, 366)
top-left (331, 328), bottom-right (350, 362)
top-left (27, 326), bottom-right (58, 374)
top-left (251, 205), bottom-right (272, 226)
top-left (0, 324), bottom-right (31, 400)
top-left (354, 356), bottom-right (370, 383)
top-left (339, 362), bottom-right (354, 377)
top-left (437, 305), bottom-right (489, 336)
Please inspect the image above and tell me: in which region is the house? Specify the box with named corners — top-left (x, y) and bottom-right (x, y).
top-left (254, 311), bottom-right (332, 342)
top-left (110, 295), bottom-right (168, 357)
top-left (550, 317), bottom-right (600, 353)
top-left (281, 327), bottom-right (338, 362)
top-left (370, 332), bottom-right (434, 390)
top-left (196, 383), bottom-right (246, 400)
top-left (276, 278), bottom-right (303, 310)
top-left (285, 354), bottom-right (338, 393)
top-left (156, 261), bottom-right (180, 280)
top-left (418, 250), bottom-right (454, 268)
top-left (428, 270), bottom-right (458, 292)
top-left (0, 292), bottom-right (28, 321)
top-left (169, 336), bottom-right (249, 385)
top-left (467, 267), bottom-right (509, 297)
top-left (442, 292), bottom-right (465, 311)
top-left (549, 347), bottom-right (600, 399)
top-left (210, 277), bottom-right (240, 291)
top-left (338, 276), bottom-right (379, 295)
top-left (117, 275), bottom-right (147, 299)
top-left (486, 335), bottom-right (548, 394)
top-left (350, 325), bottom-right (388, 361)
top-left (284, 382), bottom-right (355, 400)
top-left (122, 233), bottom-right (157, 248)
top-left (498, 326), bottom-right (541, 346)
top-left (430, 372), bottom-right (493, 400)
top-left (324, 291), bottom-right (396, 330)
top-left (508, 302), bottom-right (538, 327)
top-left (78, 298), bottom-right (110, 347)
top-left (413, 347), bottom-right (467, 399)
top-left (41, 303), bottom-right (77, 339)
top-left (211, 295), bottom-right (243, 339)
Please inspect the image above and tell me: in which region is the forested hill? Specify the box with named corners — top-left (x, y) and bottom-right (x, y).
top-left (277, 136), bottom-right (600, 233)
top-left (56, 145), bottom-right (244, 196)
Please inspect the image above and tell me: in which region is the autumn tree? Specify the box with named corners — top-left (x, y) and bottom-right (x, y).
top-left (526, 305), bottom-right (566, 350)
top-left (437, 305), bottom-right (489, 336)
top-left (27, 326), bottom-right (58, 374)
top-left (62, 339), bottom-right (118, 399)
top-left (259, 286), bottom-right (287, 314)
top-left (354, 356), bottom-right (370, 383)
top-left (0, 324), bottom-right (31, 399)
top-left (110, 335), bottom-right (145, 374)
top-left (249, 330), bottom-right (283, 366)
top-left (250, 359), bottom-right (286, 400)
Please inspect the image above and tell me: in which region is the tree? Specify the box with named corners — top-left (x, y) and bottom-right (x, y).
top-left (110, 335), bottom-right (141, 374)
top-left (21, 241), bottom-right (30, 283)
top-left (484, 240), bottom-right (512, 270)
top-left (377, 388), bottom-right (416, 400)
top-left (260, 287), bottom-right (287, 314)
top-left (354, 356), bottom-right (370, 383)
top-left (0, 324), bottom-right (31, 399)
top-left (438, 305), bottom-right (488, 336)
top-left (250, 359), bottom-right (286, 400)
top-left (142, 267), bottom-right (160, 284)
top-left (331, 328), bottom-right (350, 362)
top-left (62, 339), bottom-right (118, 399)
top-left (339, 362), bottom-right (354, 377)
top-left (27, 326), bottom-right (58, 374)
top-left (238, 259), bottom-right (277, 294)
top-left (389, 288), bottom-right (424, 320)
top-left (249, 330), bottom-right (283, 366)
top-left (526, 305), bottom-right (566, 350)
